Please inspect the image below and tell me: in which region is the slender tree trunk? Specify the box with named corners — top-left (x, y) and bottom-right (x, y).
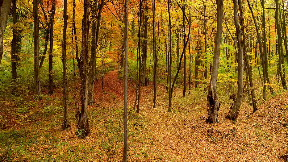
top-left (77, 0), bottom-right (90, 138)
top-left (0, 0), bottom-right (12, 64)
top-left (33, 0), bottom-right (41, 99)
top-left (168, 0), bottom-right (172, 112)
top-left (11, 0), bottom-right (18, 94)
top-left (207, 0), bottom-right (223, 123)
top-left (152, 0), bottom-right (157, 108)
top-left (183, 0), bottom-right (187, 97)
top-left (195, 30), bottom-right (201, 88)
top-left (136, 0), bottom-right (142, 113)
top-left (39, 29), bottom-right (49, 69)
top-left (203, 2), bottom-right (208, 79)
top-left (141, 0), bottom-right (148, 86)
top-left (188, 13), bottom-right (191, 94)
top-left (227, 0), bottom-right (244, 120)
top-left (73, 0), bottom-right (80, 64)
top-left (62, 0), bottom-right (70, 129)
top-left (123, 0), bottom-right (129, 160)
top-left (247, 0), bottom-right (274, 100)
top-left (48, 1), bottom-right (56, 94)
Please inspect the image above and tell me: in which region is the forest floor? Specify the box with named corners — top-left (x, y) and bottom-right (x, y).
top-left (0, 70), bottom-right (288, 161)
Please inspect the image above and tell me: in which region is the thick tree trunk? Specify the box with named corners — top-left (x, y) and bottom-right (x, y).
top-left (33, 0), bottom-right (41, 99)
top-left (0, 0), bottom-right (12, 64)
top-left (227, 0), bottom-right (244, 120)
top-left (207, 0), bottom-right (223, 123)
top-left (77, 0), bottom-right (90, 138)
top-left (62, 0), bottom-right (70, 129)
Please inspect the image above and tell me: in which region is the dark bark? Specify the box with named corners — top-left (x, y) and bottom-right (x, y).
top-left (141, 0), bottom-right (148, 86)
top-left (207, 0), bottom-right (223, 123)
top-left (48, 1), bottom-right (56, 94)
top-left (11, 0), bottom-right (19, 94)
top-left (168, 0), bottom-right (172, 112)
top-left (136, 0), bottom-right (142, 113)
top-left (183, 0), bottom-right (186, 97)
top-left (76, 0), bottom-right (90, 138)
top-left (123, 0), bottom-right (129, 160)
top-left (152, 0), bottom-right (157, 108)
top-left (62, 0), bottom-right (70, 130)
top-left (227, 0), bottom-right (244, 121)
top-left (33, 0), bottom-right (41, 99)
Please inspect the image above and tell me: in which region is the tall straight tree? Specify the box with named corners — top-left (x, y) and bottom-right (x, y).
top-left (62, 0), bottom-right (69, 129)
top-left (152, 0), bottom-right (157, 108)
top-left (227, 0), bottom-right (244, 120)
top-left (0, 0), bottom-right (12, 64)
top-left (167, 0), bottom-right (172, 112)
top-left (33, 0), bottom-right (40, 99)
top-left (77, 0), bottom-right (90, 138)
top-left (11, 0), bottom-right (19, 94)
top-left (207, 0), bottom-right (223, 123)
top-left (182, 0), bottom-right (187, 97)
top-left (49, 0), bottom-right (56, 94)
top-left (123, 0), bottom-right (129, 160)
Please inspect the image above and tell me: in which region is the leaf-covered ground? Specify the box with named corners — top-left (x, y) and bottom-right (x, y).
top-left (0, 70), bottom-right (287, 161)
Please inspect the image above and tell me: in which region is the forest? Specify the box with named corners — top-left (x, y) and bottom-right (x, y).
top-left (0, 0), bottom-right (288, 161)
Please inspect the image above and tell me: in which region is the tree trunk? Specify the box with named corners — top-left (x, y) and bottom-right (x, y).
top-left (183, 0), bottom-right (186, 97)
top-left (227, 0), bottom-right (244, 121)
top-left (77, 0), bottom-right (90, 138)
top-left (62, 0), bottom-right (70, 129)
top-left (141, 0), bottom-right (148, 86)
top-left (0, 0), bottom-right (12, 64)
top-left (11, 0), bottom-right (18, 94)
top-left (168, 0), bottom-right (172, 112)
top-left (203, 2), bottom-right (208, 79)
top-left (33, 0), bottom-right (41, 99)
top-left (207, 0), bottom-right (223, 123)
top-left (136, 0), bottom-right (142, 113)
top-left (152, 0), bottom-right (157, 108)
top-left (123, 0), bottom-right (129, 160)
top-left (48, 1), bottom-right (56, 95)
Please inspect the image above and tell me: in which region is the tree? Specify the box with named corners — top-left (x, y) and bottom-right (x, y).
top-left (49, 0), bottom-right (56, 94)
top-left (227, 0), bottom-right (244, 120)
top-left (0, 0), bottom-right (12, 64)
top-left (33, 0), bottom-right (41, 99)
top-left (11, 0), bottom-right (20, 94)
top-left (206, 0), bottom-right (223, 123)
top-left (76, 0), bottom-right (90, 138)
top-left (168, 0), bottom-right (172, 112)
top-left (62, 0), bottom-right (69, 129)
top-left (123, 0), bottom-right (129, 160)
top-left (152, 0), bottom-right (157, 108)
